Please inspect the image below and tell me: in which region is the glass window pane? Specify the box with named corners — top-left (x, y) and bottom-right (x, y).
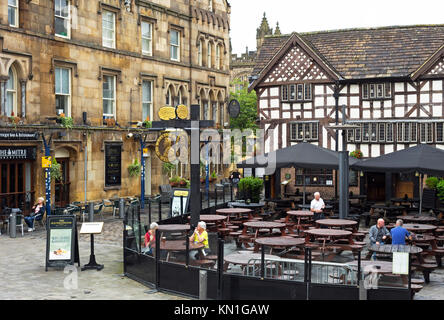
top-left (170, 30), bottom-right (179, 45)
top-left (61, 0), bottom-right (69, 17)
top-left (142, 81), bottom-right (152, 102)
top-left (8, 7), bottom-right (16, 26)
top-left (56, 95), bottom-right (69, 115)
top-left (55, 17), bottom-right (68, 36)
top-left (6, 68), bottom-right (15, 90)
top-left (6, 92), bottom-right (14, 116)
top-left (142, 22), bottom-right (151, 38)
top-left (142, 103), bottom-right (151, 121)
top-left (9, 0), bottom-right (17, 6)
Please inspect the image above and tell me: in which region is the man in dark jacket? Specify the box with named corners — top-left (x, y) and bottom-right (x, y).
top-left (369, 218), bottom-right (390, 260)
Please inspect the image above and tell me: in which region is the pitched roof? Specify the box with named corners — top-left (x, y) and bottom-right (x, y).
top-left (252, 25), bottom-right (444, 81)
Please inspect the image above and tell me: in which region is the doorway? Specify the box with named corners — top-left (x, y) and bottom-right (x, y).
top-left (367, 173), bottom-right (386, 202)
top-left (55, 158), bottom-right (70, 207)
top-left (0, 161), bottom-right (34, 213)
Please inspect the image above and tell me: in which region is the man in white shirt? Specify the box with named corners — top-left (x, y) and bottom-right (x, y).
top-left (310, 192), bottom-right (325, 221)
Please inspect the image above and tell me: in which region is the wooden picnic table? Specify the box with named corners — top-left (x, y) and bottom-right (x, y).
top-left (315, 219), bottom-right (358, 232)
top-left (229, 202), bottom-right (265, 209)
top-left (216, 208), bottom-right (253, 222)
top-left (371, 205), bottom-right (406, 217)
top-left (154, 240), bottom-right (205, 262)
top-left (396, 215), bottom-right (438, 224)
top-left (199, 215), bottom-right (228, 223)
top-left (223, 252), bottom-right (281, 271)
top-left (243, 221), bottom-right (287, 237)
top-left (349, 260), bottom-right (394, 274)
top-left (254, 237), bottom-right (305, 253)
top-left (391, 198), bottom-right (420, 208)
top-left (286, 211), bottom-right (314, 234)
top-left (368, 244), bottom-right (423, 255)
top-left (403, 224), bottom-right (437, 234)
top-left (157, 224), bottom-right (191, 232)
top-left (298, 204), bottom-right (333, 211)
top-left (304, 229), bottom-right (354, 252)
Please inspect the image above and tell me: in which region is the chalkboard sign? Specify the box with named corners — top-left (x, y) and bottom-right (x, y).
top-left (45, 215), bottom-right (79, 271)
top-left (171, 189), bottom-right (190, 217)
top-left (105, 144), bottom-right (122, 187)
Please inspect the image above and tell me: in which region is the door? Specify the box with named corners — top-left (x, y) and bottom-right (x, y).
top-left (0, 161), bottom-right (34, 213)
top-left (367, 173), bottom-right (386, 202)
top-left (395, 173), bottom-right (415, 199)
top-left (144, 155), bottom-right (152, 196)
top-left (55, 158), bottom-right (70, 207)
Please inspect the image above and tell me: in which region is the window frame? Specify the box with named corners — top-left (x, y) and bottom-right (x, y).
top-left (102, 10), bottom-right (116, 49)
top-left (207, 42), bottom-right (212, 68)
top-left (290, 122), bottom-right (319, 142)
top-left (170, 29), bottom-right (181, 62)
top-left (102, 74), bottom-right (116, 118)
top-left (215, 44), bottom-right (221, 70)
top-left (8, 0), bottom-right (19, 28)
top-left (362, 83), bottom-right (392, 100)
top-left (55, 67), bottom-right (72, 117)
top-left (55, 0), bottom-right (71, 39)
top-left (141, 20), bottom-right (153, 56)
top-left (436, 123), bottom-right (444, 143)
top-left (281, 85), bottom-right (288, 101)
top-left (198, 40), bottom-right (203, 66)
top-left (142, 79), bottom-right (153, 121)
top-left (5, 67), bottom-right (18, 117)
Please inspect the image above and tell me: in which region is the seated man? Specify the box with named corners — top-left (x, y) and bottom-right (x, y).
top-left (189, 221), bottom-right (210, 260)
top-left (310, 192), bottom-right (325, 221)
top-left (390, 219), bottom-right (412, 245)
top-left (143, 222), bottom-right (158, 255)
top-left (369, 218), bottom-right (390, 260)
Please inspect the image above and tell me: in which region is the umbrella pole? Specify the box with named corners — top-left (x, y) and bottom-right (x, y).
top-left (419, 173), bottom-right (423, 215)
top-left (303, 169), bottom-right (306, 206)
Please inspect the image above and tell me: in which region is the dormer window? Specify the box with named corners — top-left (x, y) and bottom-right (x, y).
top-left (362, 83), bottom-right (391, 100)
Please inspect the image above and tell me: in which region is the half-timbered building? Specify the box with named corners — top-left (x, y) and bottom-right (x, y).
top-left (250, 25), bottom-right (444, 202)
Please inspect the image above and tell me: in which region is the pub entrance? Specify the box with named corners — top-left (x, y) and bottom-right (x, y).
top-left (367, 172), bottom-right (386, 202)
top-left (54, 158), bottom-right (70, 207)
top-left (0, 160), bottom-right (35, 214)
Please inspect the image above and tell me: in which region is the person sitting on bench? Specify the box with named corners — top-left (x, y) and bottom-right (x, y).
top-left (189, 221), bottom-right (210, 260)
top-left (143, 222), bottom-right (158, 255)
top-left (391, 219), bottom-right (412, 245)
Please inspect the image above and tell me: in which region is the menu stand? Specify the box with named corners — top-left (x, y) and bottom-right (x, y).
top-left (80, 222), bottom-right (104, 271)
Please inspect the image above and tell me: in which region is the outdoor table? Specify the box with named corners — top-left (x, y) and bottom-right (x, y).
top-left (157, 224), bottom-right (191, 238)
top-left (229, 202), bottom-right (265, 210)
top-left (188, 215), bottom-right (228, 232)
top-left (154, 240), bottom-right (205, 262)
top-left (304, 229), bottom-right (354, 252)
top-left (216, 208), bottom-right (253, 222)
top-left (285, 211), bottom-right (314, 234)
top-left (243, 221), bottom-right (287, 238)
top-left (391, 198), bottom-right (420, 208)
top-left (403, 224), bottom-right (437, 234)
top-left (315, 219), bottom-right (358, 232)
top-left (396, 215), bottom-right (438, 224)
top-left (254, 236), bottom-right (305, 253)
top-left (349, 260), bottom-right (394, 275)
top-left (223, 252), bottom-right (281, 272)
top-left (297, 204), bottom-right (333, 211)
top-left (371, 205), bottom-right (406, 217)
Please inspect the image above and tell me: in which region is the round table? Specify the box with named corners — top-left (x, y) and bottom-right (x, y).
top-left (155, 240), bottom-right (204, 251)
top-left (255, 236), bottom-right (305, 248)
top-left (413, 234), bottom-right (436, 243)
top-left (391, 198), bottom-right (420, 207)
top-left (315, 219), bottom-right (358, 230)
top-left (298, 204), bottom-right (333, 211)
top-left (403, 224), bottom-right (437, 233)
top-left (371, 205), bottom-right (405, 216)
top-left (396, 216), bottom-right (438, 224)
top-left (216, 208), bottom-right (253, 221)
top-left (224, 252), bottom-right (280, 267)
top-left (305, 229), bottom-right (352, 239)
top-left (229, 202), bottom-right (265, 209)
top-left (157, 224), bottom-right (190, 232)
top-left (349, 260), bottom-right (394, 274)
top-left (368, 244), bottom-right (423, 254)
top-left (286, 211), bottom-right (314, 233)
top-left (197, 215), bottom-right (228, 223)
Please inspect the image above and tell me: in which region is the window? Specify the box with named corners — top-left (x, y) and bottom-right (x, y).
top-left (105, 144), bottom-right (121, 187)
top-left (370, 123), bottom-right (377, 142)
top-left (386, 123), bottom-right (394, 142)
top-left (362, 123), bottom-right (370, 142)
top-left (141, 21), bottom-right (152, 56)
top-left (166, 86), bottom-right (173, 106)
top-left (55, 0), bottom-right (70, 38)
top-left (215, 45), bottom-right (220, 70)
top-left (362, 83), bottom-right (392, 100)
top-left (420, 123), bottom-right (433, 143)
top-left (142, 80), bottom-right (152, 121)
top-left (378, 123), bottom-right (385, 142)
top-left (55, 67), bottom-right (71, 116)
top-left (212, 102), bottom-right (217, 122)
top-left (5, 68), bottom-right (17, 117)
top-left (207, 42), bottom-right (212, 68)
top-left (437, 123), bottom-right (444, 143)
top-left (283, 84), bottom-right (312, 101)
top-left (203, 100), bottom-right (209, 120)
top-left (208, 0), bottom-right (213, 11)
top-left (8, 0), bottom-right (18, 27)
top-left (102, 11), bottom-right (116, 49)
top-left (410, 123), bottom-right (417, 142)
top-left (347, 129), bottom-right (354, 143)
top-left (170, 29), bottom-right (180, 61)
top-left (198, 40), bottom-right (203, 66)
top-left (290, 122), bottom-right (319, 142)
top-left (355, 126), bottom-right (361, 142)
top-left (281, 85), bottom-right (288, 101)
top-left (295, 169), bottom-right (333, 186)
top-left (103, 75), bottom-right (116, 118)
top-left (397, 123), bottom-right (418, 143)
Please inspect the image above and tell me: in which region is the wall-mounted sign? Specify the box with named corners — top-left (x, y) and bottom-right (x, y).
top-left (228, 99), bottom-right (240, 118)
top-left (45, 215), bottom-right (80, 271)
top-left (0, 146), bottom-right (36, 160)
top-left (105, 144), bottom-right (122, 187)
top-left (42, 156), bottom-right (52, 168)
top-left (158, 105), bottom-right (189, 121)
top-left (0, 131), bottom-right (39, 140)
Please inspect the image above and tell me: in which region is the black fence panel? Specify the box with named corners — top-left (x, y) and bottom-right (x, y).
top-left (158, 262), bottom-right (201, 297)
top-left (367, 288), bottom-right (411, 300)
top-left (309, 283), bottom-right (359, 300)
top-left (124, 249), bottom-right (156, 286)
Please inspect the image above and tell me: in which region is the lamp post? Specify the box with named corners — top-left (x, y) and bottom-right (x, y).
top-left (328, 105), bottom-right (360, 219)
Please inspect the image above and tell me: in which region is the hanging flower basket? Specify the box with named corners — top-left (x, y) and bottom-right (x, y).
top-left (350, 150), bottom-right (363, 159)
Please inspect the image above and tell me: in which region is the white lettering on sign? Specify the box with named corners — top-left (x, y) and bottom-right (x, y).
top-left (0, 148), bottom-right (27, 159)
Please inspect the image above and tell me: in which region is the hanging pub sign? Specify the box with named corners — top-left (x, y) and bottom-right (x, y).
top-left (0, 146), bottom-right (36, 160)
top-left (0, 131), bottom-right (39, 140)
top-left (105, 144), bottom-right (122, 187)
top-left (45, 215), bottom-right (80, 271)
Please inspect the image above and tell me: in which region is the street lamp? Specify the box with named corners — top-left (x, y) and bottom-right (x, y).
top-left (327, 105), bottom-right (360, 219)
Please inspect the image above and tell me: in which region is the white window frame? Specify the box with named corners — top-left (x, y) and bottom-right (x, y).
top-left (386, 123), bottom-right (394, 142)
top-left (142, 80), bottom-right (153, 121)
top-left (281, 85), bottom-right (288, 101)
top-left (103, 75), bottom-right (116, 118)
top-left (170, 29), bottom-right (180, 62)
top-left (8, 0), bottom-right (19, 28)
top-left (55, 67), bottom-right (71, 117)
top-left (436, 123), bottom-right (444, 143)
top-left (207, 42), bottom-right (212, 68)
top-left (55, 0), bottom-right (71, 39)
top-left (378, 123), bottom-right (385, 142)
top-left (5, 67), bottom-right (17, 117)
top-left (102, 10), bottom-right (116, 49)
top-left (291, 122), bottom-right (319, 142)
top-left (141, 21), bottom-right (153, 56)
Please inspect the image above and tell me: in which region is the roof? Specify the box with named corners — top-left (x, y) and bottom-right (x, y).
top-left (252, 25), bottom-right (444, 81)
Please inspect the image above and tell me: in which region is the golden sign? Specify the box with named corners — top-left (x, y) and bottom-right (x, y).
top-left (158, 106), bottom-right (177, 121)
top-left (174, 190), bottom-right (189, 197)
top-left (176, 105), bottom-right (188, 120)
top-left (155, 131), bottom-right (189, 163)
top-left (42, 156), bottom-right (52, 168)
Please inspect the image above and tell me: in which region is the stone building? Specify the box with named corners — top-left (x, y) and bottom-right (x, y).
top-left (0, 0), bottom-right (231, 213)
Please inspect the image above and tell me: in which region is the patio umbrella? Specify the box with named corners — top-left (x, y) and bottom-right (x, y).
top-left (352, 144), bottom-right (444, 214)
top-left (237, 142), bottom-right (359, 204)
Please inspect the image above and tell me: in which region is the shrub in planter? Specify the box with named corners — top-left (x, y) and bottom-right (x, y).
top-left (169, 176), bottom-right (181, 187)
top-left (425, 177), bottom-right (440, 190)
top-left (50, 158), bottom-right (62, 182)
top-left (209, 171), bottom-right (217, 182)
top-left (349, 150), bottom-right (363, 159)
top-left (437, 180), bottom-right (444, 202)
top-left (238, 177), bottom-right (264, 203)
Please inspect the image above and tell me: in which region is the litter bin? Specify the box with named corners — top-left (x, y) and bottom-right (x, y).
top-left (9, 208), bottom-right (21, 238)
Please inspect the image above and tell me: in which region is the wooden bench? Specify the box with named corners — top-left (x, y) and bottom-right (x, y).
top-left (412, 263), bottom-right (437, 283)
top-left (192, 259), bottom-right (216, 268)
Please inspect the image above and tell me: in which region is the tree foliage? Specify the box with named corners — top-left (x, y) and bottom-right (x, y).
top-left (229, 80), bottom-right (258, 132)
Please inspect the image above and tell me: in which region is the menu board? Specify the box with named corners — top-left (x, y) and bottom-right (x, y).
top-left (45, 215), bottom-right (79, 270)
top-left (171, 189), bottom-right (190, 217)
top-left (105, 144), bottom-right (122, 187)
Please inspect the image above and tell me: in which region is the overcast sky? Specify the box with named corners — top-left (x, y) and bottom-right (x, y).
top-left (230, 0), bottom-right (444, 55)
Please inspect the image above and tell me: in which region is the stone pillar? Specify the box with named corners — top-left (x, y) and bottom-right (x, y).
top-left (20, 80), bottom-right (26, 118)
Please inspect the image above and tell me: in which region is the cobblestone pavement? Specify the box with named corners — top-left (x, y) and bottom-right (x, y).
top-left (0, 214), bottom-right (185, 300)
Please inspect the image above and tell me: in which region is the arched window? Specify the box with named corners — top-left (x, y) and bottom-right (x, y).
top-left (198, 40), bottom-right (203, 67)
top-left (166, 86), bottom-right (174, 106)
top-left (6, 67), bottom-right (17, 117)
top-left (215, 45), bottom-right (220, 70)
top-left (207, 42), bottom-right (212, 69)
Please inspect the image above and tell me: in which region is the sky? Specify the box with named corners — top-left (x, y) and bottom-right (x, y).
top-left (230, 0), bottom-right (444, 55)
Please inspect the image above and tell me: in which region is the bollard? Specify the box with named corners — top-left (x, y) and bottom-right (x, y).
top-left (9, 210), bottom-right (17, 238)
top-left (89, 202), bottom-right (94, 222)
top-left (119, 198), bottom-right (125, 219)
top-left (199, 270), bottom-right (208, 300)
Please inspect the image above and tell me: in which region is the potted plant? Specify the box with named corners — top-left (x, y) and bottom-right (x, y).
top-left (350, 150), bottom-right (363, 159)
top-left (128, 159), bottom-right (142, 178)
top-left (238, 177), bottom-right (264, 203)
top-left (142, 116), bottom-right (152, 129)
top-left (209, 171), bottom-right (217, 182)
top-left (58, 114), bottom-right (74, 129)
top-left (169, 176), bottom-right (181, 187)
top-left (426, 177), bottom-right (440, 190)
top-left (162, 162), bottom-right (175, 176)
top-left (179, 177), bottom-right (188, 187)
top-left (50, 158), bottom-right (62, 182)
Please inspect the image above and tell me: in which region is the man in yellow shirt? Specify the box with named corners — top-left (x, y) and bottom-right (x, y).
top-left (189, 221), bottom-right (209, 259)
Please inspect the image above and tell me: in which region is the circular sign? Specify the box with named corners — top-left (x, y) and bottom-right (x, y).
top-left (155, 133), bottom-right (174, 162)
top-left (228, 99), bottom-right (240, 118)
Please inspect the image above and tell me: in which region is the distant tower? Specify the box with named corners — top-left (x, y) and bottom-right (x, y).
top-left (274, 22), bottom-right (281, 35)
top-left (256, 12), bottom-right (273, 50)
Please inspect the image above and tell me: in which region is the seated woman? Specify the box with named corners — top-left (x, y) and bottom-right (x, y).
top-left (143, 222), bottom-right (158, 255)
top-left (189, 221), bottom-right (210, 260)
top-left (24, 197), bottom-right (45, 232)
